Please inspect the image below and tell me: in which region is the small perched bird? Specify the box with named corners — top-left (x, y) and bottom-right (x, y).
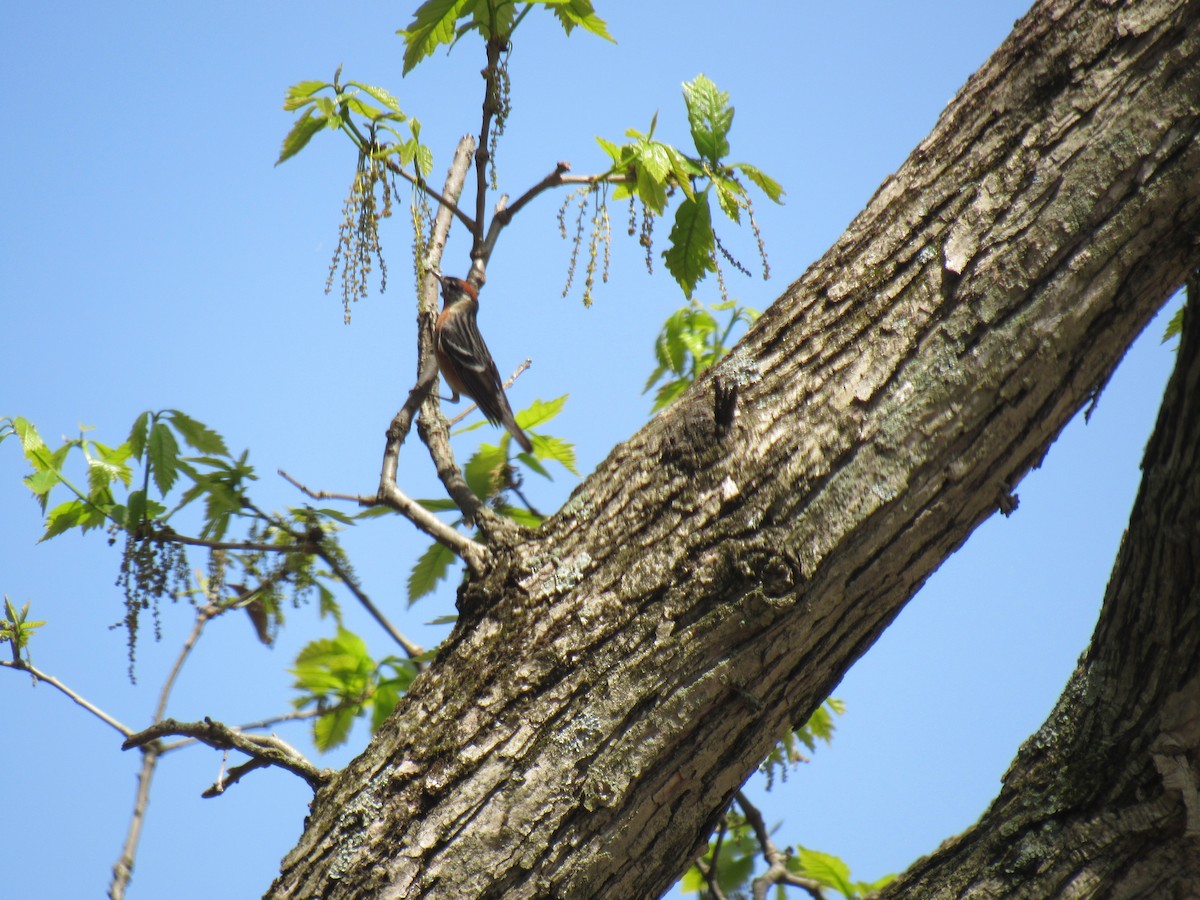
top-left (432, 272), bottom-right (533, 453)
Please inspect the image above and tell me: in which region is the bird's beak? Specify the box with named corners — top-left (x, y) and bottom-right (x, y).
top-left (430, 268), bottom-right (444, 285)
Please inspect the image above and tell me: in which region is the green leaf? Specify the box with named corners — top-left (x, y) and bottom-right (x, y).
top-left (1163, 303), bottom-right (1185, 343)
top-left (147, 422), bottom-right (180, 496)
top-left (347, 81), bottom-right (403, 114)
top-left (791, 847), bottom-right (855, 896)
top-left (165, 410), bottom-right (228, 455)
top-left (313, 706), bottom-right (357, 751)
top-left (683, 74), bottom-right (733, 162)
top-left (127, 411), bottom-right (151, 460)
top-left (414, 143), bottom-right (434, 177)
top-left (463, 443), bottom-right (508, 499)
top-left (634, 152), bottom-right (669, 214)
top-left (650, 379), bottom-right (689, 412)
top-left (714, 175), bottom-right (745, 223)
top-left (516, 395), bottom-right (568, 429)
top-left (41, 500), bottom-right (88, 541)
top-left (528, 435), bottom-right (578, 476)
top-left (734, 162), bottom-right (785, 203)
top-left (23, 467), bottom-right (60, 500)
top-left (595, 135), bottom-right (624, 165)
top-left (126, 489), bottom-right (147, 528)
top-left (663, 194), bottom-right (716, 298)
top-left (547, 0), bottom-right (615, 42)
top-left (397, 0), bottom-right (473, 75)
top-left (275, 107), bottom-right (328, 166)
top-left (407, 540), bottom-right (457, 604)
top-left (283, 79), bottom-right (329, 111)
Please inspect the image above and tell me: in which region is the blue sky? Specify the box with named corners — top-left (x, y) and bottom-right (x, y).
top-left (1, 2), bottom-right (1181, 898)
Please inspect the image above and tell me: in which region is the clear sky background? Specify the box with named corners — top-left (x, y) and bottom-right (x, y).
top-left (1, 3), bottom-right (1182, 898)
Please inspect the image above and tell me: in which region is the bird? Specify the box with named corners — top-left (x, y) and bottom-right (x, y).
top-left (432, 271), bottom-right (533, 453)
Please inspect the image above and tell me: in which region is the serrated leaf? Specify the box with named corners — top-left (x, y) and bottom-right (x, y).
top-left (344, 94), bottom-right (389, 121)
top-left (663, 195), bottom-right (716, 298)
top-left (41, 500), bottom-right (88, 541)
top-left (530, 435), bottom-right (578, 476)
top-left (275, 107), bottom-right (328, 166)
top-left (549, 0), bottom-right (615, 42)
top-left (734, 162), bottom-right (785, 203)
top-left (638, 141), bottom-right (671, 183)
top-left (664, 144), bottom-right (698, 201)
top-left (313, 706), bottom-right (357, 751)
top-left (126, 489), bottom-right (147, 529)
top-left (23, 467), bottom-right (60, 498)
top-left (651, 379), bottom-right (690, 413)
top-left (1163, 303), bottom-right (1185, 342)
top-left (683, 74), bottom-right (733, 162)
top-left (515, 395), bottom-right (568, 429)
top-left (283, 80), bottom-right (329, 110)
top-left (127, 411), bottom-right (151, 460)
top-left (792, 847), bottom-right (855, 896)
top-left (635, 161), bottom-right (669, 215)
top-left (313, 507), bottom-right (356, 526)
top-left (595, 135), bottom-right (624, 165)
top-left (414, 143), bottom-right (434, 177)
top-left (397, 0), bottom-right (472, 75)
top-left (13, 418), bottom-right (54, 474)
top-left (715, 177), bottom-right (744, 223)
top-left (463, 443), bottom-right (508, 499)
top-left (147, 422), bottom-right (180, 496)
top-left (495, 503), bottom-right (544, 528)
top-left (347, 81), bottom-right (403, 114)
top-left (407, 540), bottom-right (457, 604)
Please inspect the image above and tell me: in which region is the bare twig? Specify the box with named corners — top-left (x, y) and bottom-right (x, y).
top-left (153, 602), bottom-right (218, 724)
top-left (737, 790), bottom-right (826, 900)
top-left (477, 162), bottom-right (571, 265)
top-left (122, 717), bottom-right (333, 792)
top-left (109, 745), bottom-right (158, 900)
top-left (1, 658), bottom-right (134, 738)
top-left (317, 540), bottom-right (425, 661)
top-left (705, 813), bottom-right (730, 900)
top-left (382, 157), bottom-right (476, 234)
top-left (202, 756), bottom-right (270, 798)
top-left (278, 471), bottom-right (374, 506)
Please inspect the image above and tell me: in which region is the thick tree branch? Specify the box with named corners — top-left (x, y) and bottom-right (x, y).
top-left (880, 283), bottom-right (1200, 895)
top-left (270, 1), bottom-right (1200, 896)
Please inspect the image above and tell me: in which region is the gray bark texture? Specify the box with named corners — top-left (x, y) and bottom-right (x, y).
top-left (270, 0), bottom-right (1200, 896)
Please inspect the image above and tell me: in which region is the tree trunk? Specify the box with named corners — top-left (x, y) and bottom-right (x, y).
top-left (270, 0), bottom-right (1200, 896)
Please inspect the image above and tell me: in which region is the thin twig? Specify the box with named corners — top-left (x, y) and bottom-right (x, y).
top-left (153, 603), bottom-right (218, 725)
top-left (243, 494), bottom-right (425, 660)
top-left (202, 756), bottom-right (269, 798)
top-left (277, 471), bottom-right (375, 506)
top-left (317, 543), bottom-right (425, 661)
top-left (477, 162), bottom-right (571, 267)
top-left (109, 745), bottom-right (158, 900)
top-left (0, 658), bottom-right (134, 737)
top-left (706, 813), bottom-right (730, 900)
top-left (122, 717), bottom-right (333, 792)
top-left (383, 157), bottom-right (476, 233)
top-left (737, 790), bottom-right (826, 900)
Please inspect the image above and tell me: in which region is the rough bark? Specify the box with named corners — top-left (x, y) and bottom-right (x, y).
top-left (881, 284), bottom-right (1200, 897)
top-left (270, 0), bottom-right (1200, 897)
